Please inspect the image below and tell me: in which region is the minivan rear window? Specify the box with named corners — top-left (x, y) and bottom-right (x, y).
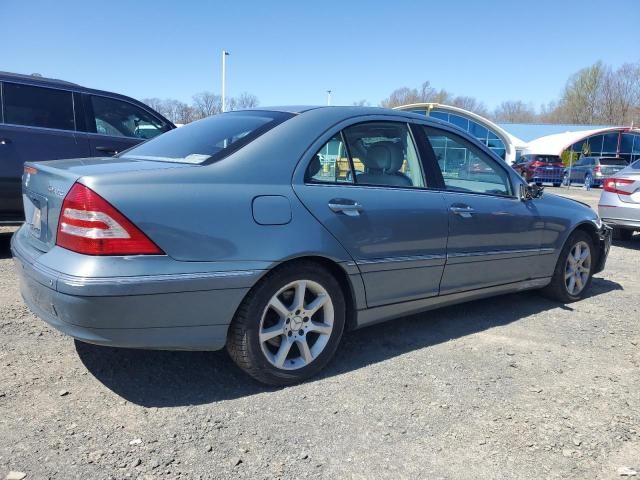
top-left (119, 111), bottom-right (294, 164)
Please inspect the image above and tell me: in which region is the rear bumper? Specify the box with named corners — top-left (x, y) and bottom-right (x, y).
top-left (598, 204), bottom-right (640, 230)
top-left (11, 233), bottom-right (260, 351)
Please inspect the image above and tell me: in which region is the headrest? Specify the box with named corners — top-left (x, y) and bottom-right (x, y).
top-left (364, 144), bottom-right (392, 171)
top-left (378, 141), bottom-right (404, 172)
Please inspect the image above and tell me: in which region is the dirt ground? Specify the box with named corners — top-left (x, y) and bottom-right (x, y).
top-left (1, 187), bottom-right (638, 480)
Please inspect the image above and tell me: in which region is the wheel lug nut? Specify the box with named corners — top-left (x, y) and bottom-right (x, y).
top-left (286, 318), bottom-right (290, 324)
top-left (303, 317), bottom-right (309, 322)
top-left (287, 331), bottom-right (292, 337)
top-left (299, 330), bottom-right (304, 335)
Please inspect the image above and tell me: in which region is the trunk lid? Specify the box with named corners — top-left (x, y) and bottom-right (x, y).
top-left (22, 157), bottom-right (192, 252)
top-left (615, 171), bottom-right (640, 204)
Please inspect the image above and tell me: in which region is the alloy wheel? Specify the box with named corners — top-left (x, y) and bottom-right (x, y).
top-left (259, 280), bottom-right (334, 370)
top-left (564, 241), bottom-right (591, 296)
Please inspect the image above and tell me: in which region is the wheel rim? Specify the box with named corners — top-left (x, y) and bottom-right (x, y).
top-left (564, 241), bottom-right (591, 296)
top-left (259, 280), bottom-right (334, 370)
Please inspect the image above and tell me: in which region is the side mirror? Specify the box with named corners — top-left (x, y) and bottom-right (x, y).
top-left (520, 182), bottom-right (544, 200)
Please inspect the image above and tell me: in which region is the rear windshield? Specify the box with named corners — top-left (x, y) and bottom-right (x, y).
top-left (530, 155), bottom-right (560, 163)
top-left (600, 158), bottom-right (628, 166)
top-left (119, 111), bottom-right (293, 164)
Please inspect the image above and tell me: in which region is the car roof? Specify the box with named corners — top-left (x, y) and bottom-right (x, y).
top-left (0, 71), bottom-right (80, 88)
top-left (0, 70), bottom-right (175, 127)
top-left (247, 105), bottom-right (445, 123)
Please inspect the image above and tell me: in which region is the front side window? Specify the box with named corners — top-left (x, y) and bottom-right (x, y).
top-left (3, 83), bottom-right (74, 130)
top-left (91, 96), bottom-right (169, 139)
top-left (423, 127), bottom-right (512, 196)
top-left (342, 122), bottom-right (425, 188)
top-left (120, 110), bottom-right (293, 164)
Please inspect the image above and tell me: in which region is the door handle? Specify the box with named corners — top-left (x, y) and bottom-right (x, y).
top-left (95, 146), bottom-right (118, 155)
top-left (328, 199), bottom-right (363, 217)
top-left (0, 138), bottom-right (11, 145)
top-left (449, 205), bottom-right (476, 218)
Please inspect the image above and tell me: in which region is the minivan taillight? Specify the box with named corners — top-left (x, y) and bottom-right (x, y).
top-left (56, 183), bottom-right (164, 256)
top-left (603, 178), bottom-right (634, 195)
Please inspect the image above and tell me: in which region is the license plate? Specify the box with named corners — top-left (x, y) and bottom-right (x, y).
top-left (23, 194), bottom-right (45, 238)
top-left (30, 207), bottom-right (42, 234)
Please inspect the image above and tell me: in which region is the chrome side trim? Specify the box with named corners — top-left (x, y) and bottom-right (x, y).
top-left (448, 248), bottom-right (542, 259)
top-left (11, 235), bottom-right (262, 297)
top-left (356, 254), bottom-right (445, 265)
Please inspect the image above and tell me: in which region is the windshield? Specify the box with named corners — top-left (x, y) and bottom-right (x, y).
top-left (119, 111), bottom-right (294, 164)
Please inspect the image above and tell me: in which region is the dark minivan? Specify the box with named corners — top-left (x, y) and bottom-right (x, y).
top-left (0, 72), bottom-right (174, 223)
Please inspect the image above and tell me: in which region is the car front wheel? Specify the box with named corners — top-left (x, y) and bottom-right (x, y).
top-left (542, 230), bottom-right (595, 303)
top-left (227, 262), bottom-right (345, 386)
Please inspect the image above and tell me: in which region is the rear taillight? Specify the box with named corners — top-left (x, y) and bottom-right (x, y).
top-left (603, 178), bottom-right (635, 195)
top-left (531, 161), bottom-right (543, 168)
top-left (594, 166), bottom-right (601, 174)
top-left (56, 183), bottom-right (164, 256)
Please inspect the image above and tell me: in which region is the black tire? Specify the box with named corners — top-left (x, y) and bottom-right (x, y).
top-left (541, 230), bottom-right (595, 303)
top-left (227, 261), bottom-right (345, 386)
top-left (553, 183), bottom-right (561, 188)
top-left (613, 228), bottom-right (633, 241)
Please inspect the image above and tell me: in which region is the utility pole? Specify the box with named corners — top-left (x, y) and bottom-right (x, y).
top-left (326, 90), bottom-right (332, 106)
top-left (221, 50), bottom-right (230, 112)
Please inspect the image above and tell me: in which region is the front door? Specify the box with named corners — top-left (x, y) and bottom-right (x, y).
top-left (83, 94), bottom-right (170, 157)
top-left (294, 121), bottom-right (449, 307)
top-left (418, 125), bottom-right (542, 294)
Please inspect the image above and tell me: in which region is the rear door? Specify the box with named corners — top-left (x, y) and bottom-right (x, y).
top-left (0, 81), bottom-right (89, 220)
top-left (417, 125), bottom-right (542, 294)
top-left (293, 120), bottom-right (449, 307)
top-left (83, 94), bottom-right (171, 156)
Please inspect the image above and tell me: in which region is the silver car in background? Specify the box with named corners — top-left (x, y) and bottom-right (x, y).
top-left (598, 159), bottom-right (640, 241)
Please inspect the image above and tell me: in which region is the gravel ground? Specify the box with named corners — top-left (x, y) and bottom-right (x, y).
top-left (1, 188), bottom-right (639, 480)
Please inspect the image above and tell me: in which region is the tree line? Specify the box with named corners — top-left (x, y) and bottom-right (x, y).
top-left (379, 60), bottom-right (640, 125)
top-left (143, 91), bottom-right (259, 124)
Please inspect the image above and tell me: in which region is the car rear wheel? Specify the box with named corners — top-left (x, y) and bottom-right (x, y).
top-left (227, 262), bottom-right (345, 386)
top-left (541, 230), bottom-right (595, 303)
top-left (613, 228), bottom-right (633, 241)
top-left (553, 182), bottom-right (561, 187)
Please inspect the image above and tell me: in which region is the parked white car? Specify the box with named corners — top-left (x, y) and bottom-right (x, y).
top-left (598, 159), bottom-right (640, 240)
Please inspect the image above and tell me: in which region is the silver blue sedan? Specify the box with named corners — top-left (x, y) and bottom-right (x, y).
top-left (12, 107), bottom-right (611, 385)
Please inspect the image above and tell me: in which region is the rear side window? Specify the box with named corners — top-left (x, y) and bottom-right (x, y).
top-left (306, 133), bottom-right (353, 184)
top-left (120, 111), bottom-right (293, 164)
top-left (3, 83), bottom-right (74, 130)
top-left (90, 95), bottom-right (169, 139)
top-left (344, 122), bottom-right (425, 188)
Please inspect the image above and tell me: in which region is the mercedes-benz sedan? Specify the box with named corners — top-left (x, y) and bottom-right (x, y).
top-left (12, 107), bottom-right (611, 385)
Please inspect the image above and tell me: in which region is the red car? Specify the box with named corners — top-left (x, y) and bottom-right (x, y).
top-left (513, 154), bottom-right (565, 187)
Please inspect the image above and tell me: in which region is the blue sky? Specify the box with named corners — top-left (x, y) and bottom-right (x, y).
top-left (3, 0), bottom-right (639, 110)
